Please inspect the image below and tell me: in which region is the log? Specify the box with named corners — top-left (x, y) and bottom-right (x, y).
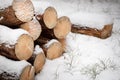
top-left (54, 16), bottom-right (72, 39)
top-left (28, 45), bottom-right (46, 74)
top-left (71, 24), bottom-right (113, 39)
top-left (0, 55), bottom-right (35, 80)
top-left (0, 26), bottom-right (34, 60)
top-left (43, 6), bottom-right (58, 29)
top-left (0, 0), bottom-right (34, 27)
top-left (71, 24), bottom-right (101, 38)
top-left (20, 17), bottom-right (42, 40)
top-left (42, 39), bottom-right (63, 60)
top-left (36, 14), bottom-right (57, 39)
top-left (100, 24), bottom-right (113, 39)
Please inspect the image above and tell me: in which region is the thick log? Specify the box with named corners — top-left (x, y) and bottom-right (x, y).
top-left (28, 45), bottom-right (46, 74)
top-left (0, 34), bottom-right (34, 60)
top-left (0, 55), bottom-right (35, 80)
top-left (71, 24), bottom-right (113, 39)
top-left (54, 16), bottom-right (72, 39)
top-left (43, 6), bottom-right (58, 29)
top-left (20, 18), bottom-right (42, 40)
top-left (0, 0), bottom-right (34, 27)
top-left (0, 26), bottom-right (34, 60)
top-left (43, 39), bottom-right (63, 60)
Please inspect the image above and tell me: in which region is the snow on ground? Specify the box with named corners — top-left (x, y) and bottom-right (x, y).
top-left (0, 0), bottom-right (120, 80)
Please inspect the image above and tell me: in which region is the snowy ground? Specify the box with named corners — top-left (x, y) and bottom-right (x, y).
top-left (0, 0), bottom-right (120, 80)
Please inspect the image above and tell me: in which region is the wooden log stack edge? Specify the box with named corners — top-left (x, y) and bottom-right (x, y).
top-left (0, 0), bottom-right (113, 79)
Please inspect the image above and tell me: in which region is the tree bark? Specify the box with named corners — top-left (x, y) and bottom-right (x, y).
top-left (71, 24), bottom-right (113, 39)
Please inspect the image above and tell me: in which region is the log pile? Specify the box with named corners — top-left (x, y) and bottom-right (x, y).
top-left (0, 0), bottom-right (113, 79)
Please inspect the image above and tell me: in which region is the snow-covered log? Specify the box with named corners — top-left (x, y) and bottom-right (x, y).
top-left (0, 0), bottom-right (34, 27)
top-left (43, 39), bottom-right (63, 60)
top-left (28, 45), bottom-right (46, 74)
top-left (20, 18), bottom-right (42, 41)
top-left (0, 25), bottom-right (34, 60)
top-left (36, 39), bottom-right (63, 60)
top-left (54, 16), bottom-right (72, 39)
top-left (0, 55), bottom-right (35, 80)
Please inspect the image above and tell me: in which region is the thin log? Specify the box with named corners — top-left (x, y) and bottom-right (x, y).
top-left (20, 18), bottom-right (42, 40)
top-left (0, 0), bottom-right (34, 27)
top-left (71, 24), bottom-right (113, 39)
top-left (0, 55), bottom-right (35, 80)
top-left (28, 45), bottom-right (46, 74)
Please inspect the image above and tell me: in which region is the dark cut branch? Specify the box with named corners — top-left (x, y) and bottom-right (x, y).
top-left (71, 24), bottom-right (113, 39)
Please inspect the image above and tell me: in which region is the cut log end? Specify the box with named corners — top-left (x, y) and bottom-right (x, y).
top-left (54, 16), bottom-right (71, 39)
top-left (43, 6), bottom-right (58, 29)
top-left (15, 34), bottom-right (34, 60)
top-left (20, 65), bottom-right (35, 80)
top-left (34, 53), bottom-right (46, 74)
top-left (100, 24), bottom-right (113, 39)
top-left (12, 0), bottom-right (34, 22)
top-left (21, 18), bottom-right (42, 40)
top-left (44, 40), bottom-right (63, 60)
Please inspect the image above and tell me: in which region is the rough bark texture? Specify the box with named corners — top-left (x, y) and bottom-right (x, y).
top-left (71, 24), bottom-right (113, 39)
top-left (0, 34), bottom-right (34, 60)
top-left (0, 6), bottom-right (23, 27)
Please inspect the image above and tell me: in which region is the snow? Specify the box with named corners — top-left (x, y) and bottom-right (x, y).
top-left (34, 45), bottom-right (44, 55)
top-left (44, 39), bottom-right (59, 48)
top-left (0, 0), bottom-right (120, 80)
top-left (0, 55), bottom-right (30, 78)
top-left (0, 25), bottom-right (28, 46)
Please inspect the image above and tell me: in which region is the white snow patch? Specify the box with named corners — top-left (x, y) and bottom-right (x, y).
top-left (0, 0), bottom-right (12, 9)
top-left (0, 16), bottom-right (3, 21)
top-left (0, 25), bottom-right (28, 46)
top-left (44, 39), bottom-right (59, 48)
top-left (0, 55), bottom-right (30, 76)
top-left (34, 45), bottom-right (44, 55)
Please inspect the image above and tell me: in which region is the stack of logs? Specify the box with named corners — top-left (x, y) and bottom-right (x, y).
top-left (0, 0), bottom-right (113, 80)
